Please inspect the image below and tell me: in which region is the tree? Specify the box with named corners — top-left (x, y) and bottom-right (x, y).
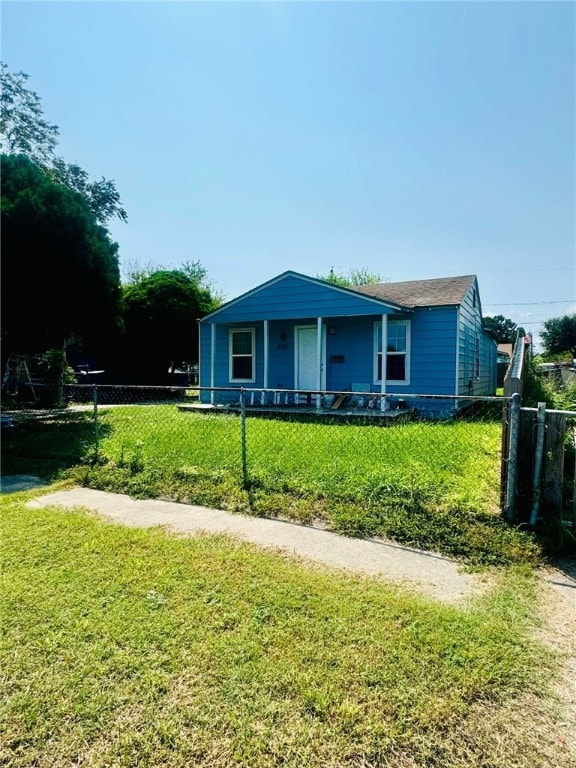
top-left (0, 64), bottom-right (59, 164)
top-left (540, 314), bottom-right (576, 358)
top-left (1, 154), bottom-right (122, 362)
top-left (482, 315), bottom-right (525, 345)
top-left (50, 158), bottom-right (127, 225)
top-left (318, 267), bottom-right (385, 287)
top-left (122, 258), bottom-right (224, 300)
top-left (121, 270), bottom-right (220, 383)
top-left (0, 63), bottom-right (126, 223)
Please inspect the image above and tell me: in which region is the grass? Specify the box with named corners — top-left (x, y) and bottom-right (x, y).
top-left (1, 493), bottom-right (571, 768)
top-left (2, 405), bottom-right (540, 565)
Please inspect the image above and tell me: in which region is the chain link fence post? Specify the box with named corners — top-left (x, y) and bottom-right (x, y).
top-left (240, 387), bottom-right (248, 489)
top-left (505, 392), bottom-right (521, 522)
top-left (93, 384), bottom-right (99, 456)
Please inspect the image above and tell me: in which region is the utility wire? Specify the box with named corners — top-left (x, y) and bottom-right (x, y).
top-left (484, 300), bottom-right (575, 306)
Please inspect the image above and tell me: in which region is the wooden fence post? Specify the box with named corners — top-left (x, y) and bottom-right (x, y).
top-left (543, 412), bottom-right (566, 513)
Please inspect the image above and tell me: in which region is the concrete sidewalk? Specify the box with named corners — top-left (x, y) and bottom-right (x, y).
top-left (28, 487), bottom-right (483, 602)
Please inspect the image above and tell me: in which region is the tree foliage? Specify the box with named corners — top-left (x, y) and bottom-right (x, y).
top-left (1, 154), bottom-right (122, 360)
top-left (0, 62), bottom-right (126, 223)
top-left (0, 64), bottom-right (59, 164)
top-left (482, 315), bottom-right (525, 345)
top-left (540, 314), bottom-right (576, 358)
top-left (121, 269), bottom-right (220, 383)
top-left (122, 258), bottom-right (222, 298)
top-left (50, 157), bottom-right (127, 225)
top-left (318, 267), bottom-right (384, 287)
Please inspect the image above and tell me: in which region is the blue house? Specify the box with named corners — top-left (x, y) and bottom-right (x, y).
top-left (198, 271), bottom-right (496, 409)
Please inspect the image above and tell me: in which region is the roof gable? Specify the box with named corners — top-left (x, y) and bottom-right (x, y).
top-left (201, 270), bottom-right (408, 323)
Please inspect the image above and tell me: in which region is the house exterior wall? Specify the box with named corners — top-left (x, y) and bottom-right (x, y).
top-left (200, 307), bottom-right (460, 398)
top-left (407, 307), bottom-right (458, 395)
top-left (198, 272), bottom-right (495, 407)
top-left (457, 281), bottom-right (497, 396)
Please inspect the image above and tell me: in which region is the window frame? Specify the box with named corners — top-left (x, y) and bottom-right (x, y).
top-left (475, 333), bottom-right (480, 380)
top-left (229, 327), bottom-right (256, 383)
top-left (373, 319), bottom-right (411, 386)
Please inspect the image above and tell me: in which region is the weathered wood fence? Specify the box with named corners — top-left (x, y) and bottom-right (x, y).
top-left (500, 331), bottom-right (576, 530)
top-left (502, 393), bottom-right (576, 529)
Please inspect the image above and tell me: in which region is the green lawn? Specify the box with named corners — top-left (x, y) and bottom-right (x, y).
top-left (2, 405), bottom-right (540, 565)
top-left (0, 493), bottom-right (569, 768)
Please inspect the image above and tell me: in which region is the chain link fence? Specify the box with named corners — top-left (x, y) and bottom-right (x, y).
top-left (3, 384), bottom-right (503, 505)
top-left (9, 384), bottom-right (569, 561)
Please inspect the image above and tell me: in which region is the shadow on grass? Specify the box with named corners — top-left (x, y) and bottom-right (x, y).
top-left (1, 411), bottom-right (109, 480)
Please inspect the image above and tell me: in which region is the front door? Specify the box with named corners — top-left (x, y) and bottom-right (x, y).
top-left (295, 325), bottom-right (325, 390)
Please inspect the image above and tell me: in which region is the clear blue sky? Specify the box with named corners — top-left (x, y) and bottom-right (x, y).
top-left (2, 1), bottom-right (575, 348)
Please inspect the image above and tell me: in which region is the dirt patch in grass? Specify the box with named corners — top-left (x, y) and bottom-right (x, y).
top-left (534, 566), bottom-right (576, 757)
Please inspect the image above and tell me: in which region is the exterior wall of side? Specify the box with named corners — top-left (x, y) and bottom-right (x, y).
top-left (456, 279), bottom-right (497, 396)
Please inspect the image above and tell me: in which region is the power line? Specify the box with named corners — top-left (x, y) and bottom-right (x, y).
top-left (484, 300), bottom-right (575, 306)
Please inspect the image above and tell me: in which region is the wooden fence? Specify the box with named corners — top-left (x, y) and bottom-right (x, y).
top-left (502, 394), bottom-right (576, 530)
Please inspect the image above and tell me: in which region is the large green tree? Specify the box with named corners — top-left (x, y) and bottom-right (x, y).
top-left (482, 315), bottom-right (525, 345)
top-left (318, 267), bottom-right (384, 287)
top-left (121, 270), bottom-right (219, 383)
top-left (1, 154), bottom-right (122, 361)
top-left (0, 63), bottom-right (126, 223)
top-left (540, 314), bottom-right (576, 358)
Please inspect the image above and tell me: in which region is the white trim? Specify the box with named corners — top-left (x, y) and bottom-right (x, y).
top-left (316, 317), bottom-right (322, 391)
top-left (263, 320), bottom-right (269, 390)
top-left (210, 324), bottom-right (215, 404)
top-left (229, 327), bottom-right (256, 383)
top-left (200, 270), bottom-right (407, 322)
top-left (294, 323), bottom-right (326, 390)
top-left (373, 319), bottom-right (411, 386)
top-left (475, 332), bottom-right (481, 380)
top-left (197, 319), bottom-right (202, 393)
top-left (380, 314), bottom-right (387, 396)
top-left (455, 307), bottom-right (460, 395)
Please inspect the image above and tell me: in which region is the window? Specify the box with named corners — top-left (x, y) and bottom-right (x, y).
top-left (374, 321), bottom-right (410, 384)
top-left (475, 334), bottom-right (480, 379)
top-left (230, 328), bottom-right (255, 382)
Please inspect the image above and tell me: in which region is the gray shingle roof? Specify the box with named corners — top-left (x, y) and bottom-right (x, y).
top-left (351, 275), bottom-right (476, 308)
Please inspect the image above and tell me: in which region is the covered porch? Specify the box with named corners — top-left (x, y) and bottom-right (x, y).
top-left (202, 312), bottom-right (404, 409)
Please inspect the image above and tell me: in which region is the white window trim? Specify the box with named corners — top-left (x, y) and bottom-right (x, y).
top-left (229, 327), bottom-right (256, 383)
top-left (475, 333), bottom-right (481, 380)
top-left (373, 319), bottom-right (411, 386)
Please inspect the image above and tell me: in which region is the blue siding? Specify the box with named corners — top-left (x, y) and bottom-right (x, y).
top-left (406, 307), bottom-right (458, 395)
top-left (198, 272), bottom-right (495, 405)
top-left (457, 281), bottom-right (497, 396)
top-left (201, 309), bottom-right (459, 399)
top-left (202, 273), bottom-right (399, 324)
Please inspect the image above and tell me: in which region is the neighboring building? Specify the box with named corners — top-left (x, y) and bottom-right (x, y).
top-left (497, 343), bottom-right (513, 388)
top-left (198, 271), bottom-right (497, 411)
top-left (497, 343), bottom-right (513, 363)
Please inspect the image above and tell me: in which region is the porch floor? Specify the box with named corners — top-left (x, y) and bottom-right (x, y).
top-left (178, 403), bottom-right (414, 420)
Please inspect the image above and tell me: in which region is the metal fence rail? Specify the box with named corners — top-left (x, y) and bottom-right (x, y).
top-left (2, 385), bottom-right (505, 516)
top-left (4, 383), bottom-right (575, 539)
top-left (3, 384), bottom-right (574, 532)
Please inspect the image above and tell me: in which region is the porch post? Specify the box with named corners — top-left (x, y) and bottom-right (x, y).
top-left (380, 314), bottom-right (387, 410)
top-left (316, 317), bottom-right (323, 392)
top-left (263, 320), bottom-right (269, 391)
top-left (210, 323), bottom-right (215, 405)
